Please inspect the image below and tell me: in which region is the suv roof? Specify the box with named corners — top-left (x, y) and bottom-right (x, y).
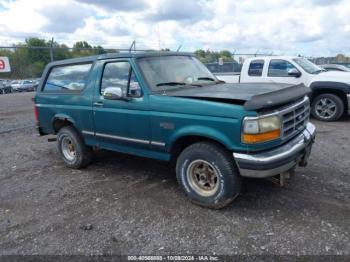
top-left (47, 51), bottom-right (194, 67)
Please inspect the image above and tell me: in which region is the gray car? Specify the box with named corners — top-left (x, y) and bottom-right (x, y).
top-left (320, 64), bottom-right (350, 72)
top-left (0, 80), bottom-right (12, 94)
top-left (11, 80), bottom-right (36, 92)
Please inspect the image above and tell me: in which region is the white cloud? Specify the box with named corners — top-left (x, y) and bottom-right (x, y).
top-left (75, 0), bottom-right (149, 11)
top-left (0, 0), bottom-right (349, 56)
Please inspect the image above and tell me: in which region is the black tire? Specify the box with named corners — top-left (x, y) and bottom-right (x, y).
top-left (176, 141), bottom-right (241, 209)
top-left (311, 93), bottom-right (344, 121)
top-left (57, 126), bottom-right (92, 169)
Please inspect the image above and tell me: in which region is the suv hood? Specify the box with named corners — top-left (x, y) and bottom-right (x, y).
top-left (163, 83), bottom-right (310, 110)
top-left (313, 71), bottom-right (350, 84)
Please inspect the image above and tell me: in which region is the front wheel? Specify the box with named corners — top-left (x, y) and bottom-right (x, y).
top-left (176, 141), bottom-right (242, 209)
top-left (57, 126), bottom-right (92, 169)
top-left (311, 93), bottom-right (344, 121)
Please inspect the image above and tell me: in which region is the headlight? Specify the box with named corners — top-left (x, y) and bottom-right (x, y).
top-left (242, 115), bottom-right (281, 144)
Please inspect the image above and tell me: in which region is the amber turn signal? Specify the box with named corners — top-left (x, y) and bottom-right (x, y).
top-left (242, 129), bottom-right (281, 144)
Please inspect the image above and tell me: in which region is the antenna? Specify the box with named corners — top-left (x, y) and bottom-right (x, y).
top-left (129, 40), bottom-right (136, 52)
top-left (232, 49), bottom-right (236, 61)
top-left (157, 22), bottom-right (161, 50)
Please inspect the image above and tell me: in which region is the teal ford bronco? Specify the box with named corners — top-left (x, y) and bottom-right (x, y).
top-left (34, 52), bottom-right (316, 209)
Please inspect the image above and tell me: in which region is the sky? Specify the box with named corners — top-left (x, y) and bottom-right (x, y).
top-left (0, 0), bottom-right (349, 56)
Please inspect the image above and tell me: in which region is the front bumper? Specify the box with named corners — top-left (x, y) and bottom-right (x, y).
top-left (347, 94), bottom-right (350, 115)
top-left (233, 122), bottom-right (316, 178)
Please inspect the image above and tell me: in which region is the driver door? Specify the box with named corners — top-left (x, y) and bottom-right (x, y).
top-left (93, 59), bottom-right (151, 150)
top-left (265, 59), bottom-right (303, 85)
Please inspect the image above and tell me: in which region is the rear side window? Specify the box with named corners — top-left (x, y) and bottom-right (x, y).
top-left (43, 63), bottom-right (92, 92)
top-left (206, 64), bottom-right (219, 73)
top-left (268, 59), bottom-right (297, 77)
top-left (248, 60), bottom-right (264, 76)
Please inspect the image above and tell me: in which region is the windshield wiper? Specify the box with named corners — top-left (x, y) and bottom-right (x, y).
top-left (156, 82), bottom-right (186, 87)
top-left (156, 82), bottom-right (202, 87)
top-left (197, 77), bottom-right (216, 82)
top-left (312, 69), bottom-right (325, 74)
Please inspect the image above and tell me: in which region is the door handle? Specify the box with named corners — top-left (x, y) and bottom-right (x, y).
top-left (93, 101), bottom-right (104, 107)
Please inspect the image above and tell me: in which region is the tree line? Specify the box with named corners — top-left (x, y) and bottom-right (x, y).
top-left (0, 38), bottom-right (107, 79)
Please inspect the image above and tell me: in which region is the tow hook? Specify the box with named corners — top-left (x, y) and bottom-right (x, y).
top-left (299, 147), bottom-right (310, 167)
top-left (299, 128), bottom-right (315, 167)
top-left (268, 168), bottom-right (295, 187)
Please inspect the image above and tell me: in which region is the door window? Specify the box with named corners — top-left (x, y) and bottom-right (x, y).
top-left (268, 59), bottom-right (298, 77)
top-left (101, 61), bottom-right (141, 97)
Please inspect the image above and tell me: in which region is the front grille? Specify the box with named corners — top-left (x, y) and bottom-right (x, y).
top-left (280, 97), bottom-right (310, 140)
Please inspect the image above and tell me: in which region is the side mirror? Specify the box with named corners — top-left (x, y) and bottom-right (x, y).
top-left (103, 87), bottom-right (124, 100)
top-left (288, 68), bottom-right (301, 78)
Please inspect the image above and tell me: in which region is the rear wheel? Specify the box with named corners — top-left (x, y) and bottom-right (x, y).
top-left (311, 93), bottom-right (344, 121)
top-left (176, 141), bottom-right (241, 209)
top-left (57, 126), bottom-right (92, 169)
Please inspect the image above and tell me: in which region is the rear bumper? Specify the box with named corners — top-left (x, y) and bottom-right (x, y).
top-left (233, 122), bottom-right (316, 178)
top-left (36, 123), bottom-right (46, 136)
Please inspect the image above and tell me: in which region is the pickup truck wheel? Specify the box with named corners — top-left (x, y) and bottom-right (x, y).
top-left (57, 126), bottom-right (92, 169)
top-left (311, 94), bottom-right (344, 121)
top-left (176, 142), bottom-right (241, 209)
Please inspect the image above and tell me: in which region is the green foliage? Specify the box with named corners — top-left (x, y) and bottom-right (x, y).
top-left (0, 37), bottom-right (106, 79)
top-left (26, 38), bottom-right (51, 67)
top-left (73, 41), bottom-right (92, 49)
top-left (194, 49), bottom-right (233, 63)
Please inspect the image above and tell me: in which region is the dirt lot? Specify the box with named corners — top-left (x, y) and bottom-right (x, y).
top-left (0, 92), bottom-right (349, 256)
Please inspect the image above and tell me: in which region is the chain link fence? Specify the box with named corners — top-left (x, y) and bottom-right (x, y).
top-left (0, 44), bottom-right (348, 94)
top-left (0, 45), bottom-right (127, 80)
top-left (0, 43), bottom-right (151, 93)
top-left (202, 52), bottom-right (276, 74)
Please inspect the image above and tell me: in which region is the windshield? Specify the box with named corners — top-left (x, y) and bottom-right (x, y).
top-left (293, 58), bottom-right (324, 74)
top-left (137, 55), bottom-right (217, 92)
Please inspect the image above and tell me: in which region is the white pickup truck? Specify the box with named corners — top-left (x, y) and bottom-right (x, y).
top-left (214, 56), bottom-right (350, 121)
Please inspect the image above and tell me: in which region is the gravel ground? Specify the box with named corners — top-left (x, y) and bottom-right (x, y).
top-left (0, 92), bottom-right (349, 256)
